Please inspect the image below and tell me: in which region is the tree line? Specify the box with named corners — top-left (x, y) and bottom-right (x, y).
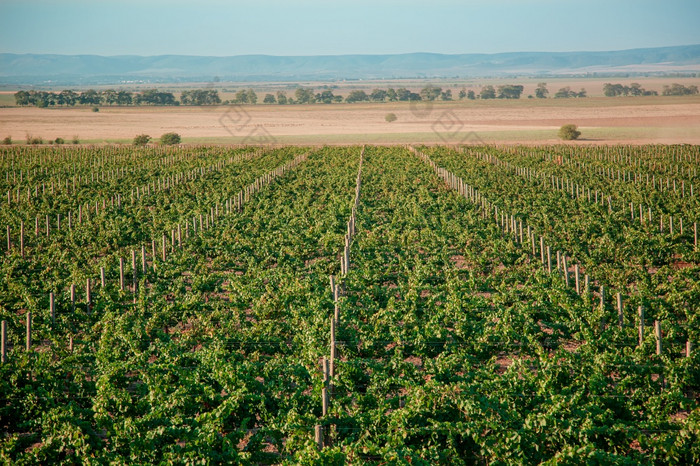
top-left (15, 82), bottom-right (696, 108)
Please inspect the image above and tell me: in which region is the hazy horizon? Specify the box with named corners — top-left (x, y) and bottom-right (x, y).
top-left (2, 0), bottom-right (699, 57)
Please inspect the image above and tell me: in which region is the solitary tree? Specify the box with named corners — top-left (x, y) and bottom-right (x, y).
top-left (263, 93), bottom-right (276, 104)
top-left (133, 134), bottom-right (151, 146)
top-left (160, 132), bottom-right (181, 145)
top-left (558, 124), bottom-right (581, 140)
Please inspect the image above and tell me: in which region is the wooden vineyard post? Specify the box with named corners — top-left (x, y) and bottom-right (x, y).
top-left (162, 234), bottom-right (167, 262)
top-left (330, 318), bottom-right (336, 378)
top-left (100, 267), bottom-right (106, 288)
top-left (322, 387), bottom-right (329, 416)
top-left (556, 251), bottom-right (561, 272)
top-left (50, 292), bottom-right (55, 326)
top-left (638, 306), bottom-right (644, 347)
top-left (616, 293), bottom-right (623, 328)
top-left (687, 340), bottom-right (693, 358)
top-left (151, 240), bottom-right (157, 271)
top-left (1, 320), bottom-right (6, 363)
top-left (86, 279), bottom-right (92, 313)
top-left (119, 258), bottom-right (125, 291)
top-left (20, 221), bottom-right (24, 257)
top-left (315, 425), bottom-right (324, 449)
top-left (539, 237), bottom-right (545, 265)
top-left (141, 245), bottom-right (147, 275)
top-left (26, 311), bottom-right (31, 351)
top-left (655, 321), bottom-right (662, 355)
top-left (574, 264), bottom-right (580, 294)
top-left (70, 284), bottom-right (76, 311)
top-left (546, 246), bottom-right (552, 274)
top-left (132, 249), bottom-right (138, 293)
top-left (562, 255), bottom-right (570, 287)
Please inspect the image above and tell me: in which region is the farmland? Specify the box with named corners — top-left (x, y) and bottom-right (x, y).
top-left (1, 144), bottom-right (699, 463)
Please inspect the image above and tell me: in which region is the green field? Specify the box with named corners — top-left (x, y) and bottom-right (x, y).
top-left (0, 144), bottom-right (698, 463)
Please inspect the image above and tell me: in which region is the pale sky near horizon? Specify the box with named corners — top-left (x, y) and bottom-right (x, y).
top-left (1, 0), bottom-right (699, 56)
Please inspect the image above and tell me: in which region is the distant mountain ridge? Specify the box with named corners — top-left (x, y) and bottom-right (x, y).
top-left (1, 44), bottom-right (699, 85)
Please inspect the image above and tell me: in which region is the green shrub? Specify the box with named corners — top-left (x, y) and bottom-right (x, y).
top-left (2, 136), bottom-right (11, 145)
top-left (92, 106), bottom-right (99, 112)
top-left (160, 132), bottom-right (181, 145)
top-left (385, 113), bottom-right (397, 123)
top-left (558, 124), bottom-right (581, 141)
top-left (72, 136), bottom-right (80, 144)
top-left (26, 134), bottom-right (43, 144)
top-left (54, 137), bottom-right (65, 144)
top-left (133, 134), bottom-right (151, 146)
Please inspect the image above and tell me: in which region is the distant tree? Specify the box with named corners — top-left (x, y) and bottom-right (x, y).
top-left (233, 89), bottom-right (249, 104)
top-left (294, 87), bottom-right (315, 104)
top-left (57, 90), bottom-right (79, 106)
top-left (71, 135), bottom-right (80, 144)
top-left (54, 137), bottom-right (65, 144)
top-left (102, 89), bottom-right (118, 105)
top-left (396, 88), bottom-right (421, 101)
top-left (160, 132), bottom-right (181, 145)
top-left (386, 88), bottom-right (398, 101)
top-left (554, 87), bottom-right (585, 99)
top-left (662, 83), bottom-right (699, 96)
top-left (276, 91), bottom-right (288, 105)
top-left (135, 90), bottom-right (176, 105)
top-left (385, 113), bottom-right (397, 122)
top-left (467, 90), bottom-right (476, 100)
top-left (246, 89), bottom-right (258, 104)
top-left (559, 124), bottom-right (581, 140)
top-left (2, 136), bottom-right (11, 145)
top-left (603, 83), bottom-right (625, 97)
top-left (497, 85), bottom-right (524, 99)
top-left (370, 89), bottom-right (388, 102)
top-left (628, 83), bottom-right (643, 96)
top-left (396, 88), bottom-right (411, 101)
top-left (441, 89), bottom-right (452, 101)
top-left (576, 88), bottom-right (587, 98)
top-left (345, 90), bottom-right (369, 103)
top-left (79, 89), bottom-right (102, 106)
top-left (420, 85), bottom-right (442, 101)
top-left (116, 91), bottom-right (133, 105)
top-left (14, 91), bottom-right (30, 106)
top-left (458, 88), bottom-right (467, 99)
top-left (480, 85), bottom-right (496, 99)
top-left (316, 90), bottom-right (336, 104)
top-left (133, 134), bottom-right (151, 146)
top-left (535, 82), bottom-right (549, 99)
top-left (263, 93), bottom-right (276, 104)
top-left (181, 89), bottom-right (221, 105)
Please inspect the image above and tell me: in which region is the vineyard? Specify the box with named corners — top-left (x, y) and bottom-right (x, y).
top-left (1, 144), bottom-right (699, 463)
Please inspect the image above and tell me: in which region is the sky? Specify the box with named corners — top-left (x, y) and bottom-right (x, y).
top-left (1, 0), bottom-right (699, 57)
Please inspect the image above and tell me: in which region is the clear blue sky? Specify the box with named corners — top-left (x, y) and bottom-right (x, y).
top-left (1, 0), bottom-right (699, 56)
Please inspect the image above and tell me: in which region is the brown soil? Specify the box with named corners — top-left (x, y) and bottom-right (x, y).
top-left (1, 97), bottom-right (699, 145)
